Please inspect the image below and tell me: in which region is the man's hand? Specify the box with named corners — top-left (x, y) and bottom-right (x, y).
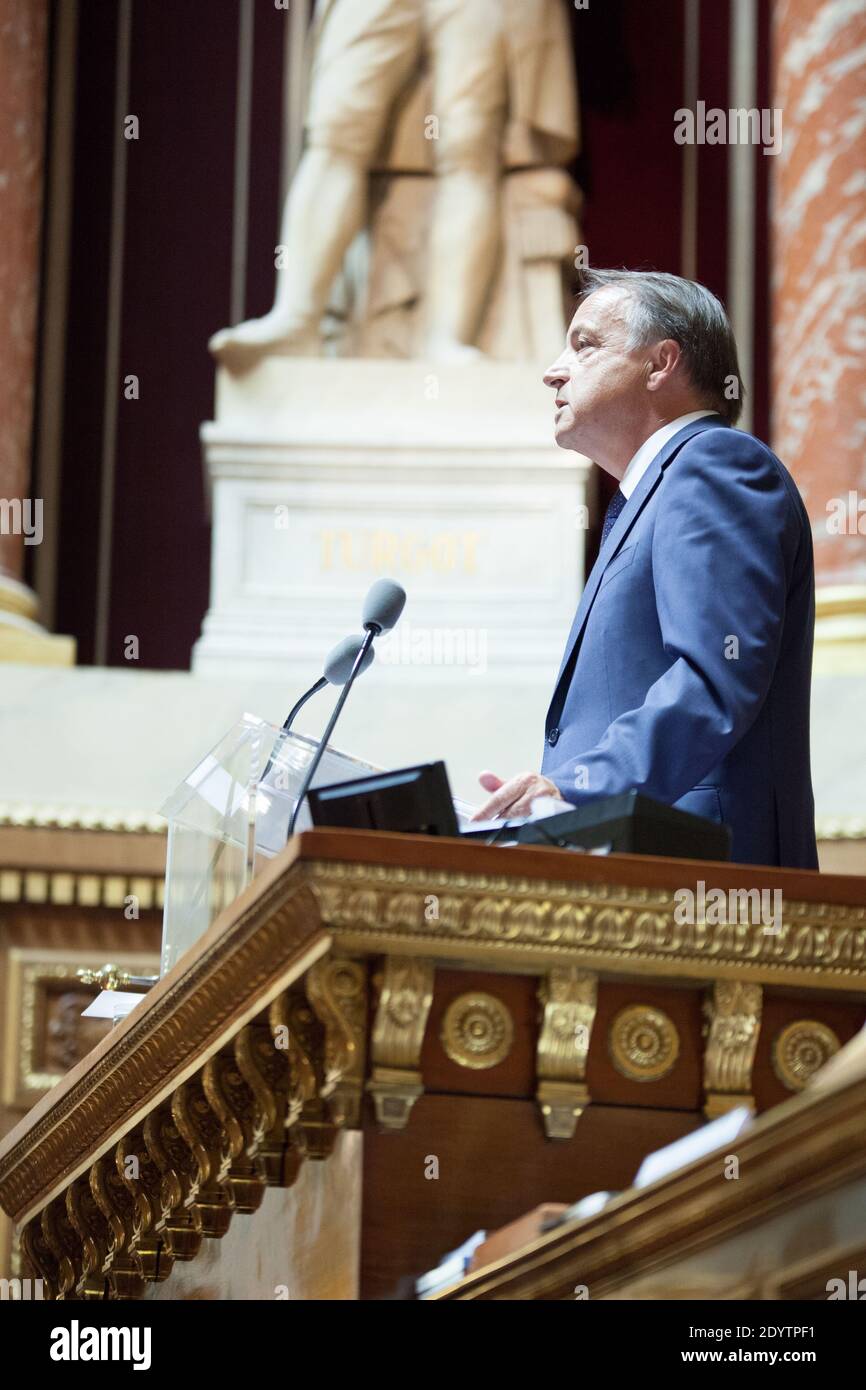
top-left (471, 770), bottom-right (561, 822)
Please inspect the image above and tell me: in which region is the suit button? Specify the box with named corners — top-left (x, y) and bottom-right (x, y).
top-left (547, 727), bottom-right (560, 747)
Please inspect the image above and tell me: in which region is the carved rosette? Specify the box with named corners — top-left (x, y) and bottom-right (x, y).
top-left (536, 968), bottom-right (597, 1139)
top-left (702, 981), bottom-right (763, 1117)
top-left (441, 992), bottom-right (514, 1070)
top-left (772, 1020), bottom-right (841, 1092)
top-left (367, 955), bottom-right (434, 1131)
top-left (609, 1005), bottom-right (680, 1082)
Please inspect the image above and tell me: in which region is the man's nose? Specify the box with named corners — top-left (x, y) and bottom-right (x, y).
top-left (543, 361), bottom-right (568, 391)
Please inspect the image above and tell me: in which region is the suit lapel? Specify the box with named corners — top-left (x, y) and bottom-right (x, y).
top-left (552, 415), bottom-right (726, 690)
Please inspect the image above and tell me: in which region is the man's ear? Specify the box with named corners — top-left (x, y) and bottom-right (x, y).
top-left (645, 338), bottom-right (682, 393)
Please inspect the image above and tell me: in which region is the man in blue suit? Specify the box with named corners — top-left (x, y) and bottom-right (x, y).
top-left (473, 268), bottom-right (818, 869)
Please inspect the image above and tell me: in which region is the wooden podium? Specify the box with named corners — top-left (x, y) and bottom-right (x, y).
top-left (1, 829), bottom-right (864, 1300)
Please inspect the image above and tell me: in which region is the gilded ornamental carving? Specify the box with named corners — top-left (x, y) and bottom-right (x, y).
top-left (609, 1005), bottom-right (680, 1083)
top-left (702, 981), bottom-right (762, 1117)
top-left (440, 992), bottom-right (515, 1071)
top-left (535, 967), bottom-right (597, 1138)
top-left (772, 1020), bottom-right (841, 1092)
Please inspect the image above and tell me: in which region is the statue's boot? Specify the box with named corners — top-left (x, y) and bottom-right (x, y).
top-left (210, 149), bottom-right (368, 368)
top-left (209, 311), bottom-right (321, 365)
top-left (423, 336), bottom-right (485, 365)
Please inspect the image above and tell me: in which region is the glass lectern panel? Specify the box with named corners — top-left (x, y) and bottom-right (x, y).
top-left (159, 713), bottom-right (378, 976)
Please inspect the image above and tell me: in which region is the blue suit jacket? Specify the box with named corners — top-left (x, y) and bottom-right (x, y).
top-left (541, 415), bottom-right (819, 869)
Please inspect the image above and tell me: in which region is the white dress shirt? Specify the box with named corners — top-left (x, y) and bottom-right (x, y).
top-left (618, 411), bottom-right (717, 499)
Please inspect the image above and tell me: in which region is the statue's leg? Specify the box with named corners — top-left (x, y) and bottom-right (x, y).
top-left (209, 148), bottom-right (369, 358)
top-left (210, 0), bottom-right (421, 362)
top-left (422, 0), bottom-right (508, 361)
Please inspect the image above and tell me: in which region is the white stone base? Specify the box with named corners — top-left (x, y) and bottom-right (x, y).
top-left (193, 358), bottom-right (591, 687)
top-left (814, 586), bottom-right (866, 675)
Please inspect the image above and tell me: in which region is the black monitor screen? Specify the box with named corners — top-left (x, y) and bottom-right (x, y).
top-left (308, 760), bottom-right (459, 837)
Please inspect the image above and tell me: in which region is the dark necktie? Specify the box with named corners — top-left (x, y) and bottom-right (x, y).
top-left (601, 486), bottom-right (627, 545)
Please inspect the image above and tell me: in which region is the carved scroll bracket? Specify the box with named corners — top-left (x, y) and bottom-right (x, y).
top-left (703, 980), bottom-right (763, 1118)
top-left (306, 956), bottom-right (368, 1130)
top-left (367, 956), bottom-right (434, 1131)
top-left (536, 968), bottom-right (598, 1139)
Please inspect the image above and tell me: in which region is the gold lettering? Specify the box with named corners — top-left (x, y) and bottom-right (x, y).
top-left (371, 529), bottom-right (398, 571)
top-left (317, 528), bottom-right (482, 574)
top-left (338, 530), bottom-right (355, 570)
top-left (320, 530), bottom-right (335, 570)
top-left (462, 532), bottom-right (479, 575)
top-left (431, 533), bottom-right (456, 572)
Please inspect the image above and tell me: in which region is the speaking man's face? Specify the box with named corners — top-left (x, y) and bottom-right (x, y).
top-left (543, 288), bottom-right (650, 461)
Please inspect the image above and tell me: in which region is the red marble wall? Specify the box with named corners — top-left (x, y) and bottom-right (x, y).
top-left (771, 0), bottom-right (866, 587)
top-left (0, 0), bottom-right (47, 584)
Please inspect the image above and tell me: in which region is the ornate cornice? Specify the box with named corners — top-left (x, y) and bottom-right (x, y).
top-left (303, 859), bottom-right (866, 990)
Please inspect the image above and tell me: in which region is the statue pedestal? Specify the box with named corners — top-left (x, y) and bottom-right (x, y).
top-left (194, 357), bottom-right (590, 688)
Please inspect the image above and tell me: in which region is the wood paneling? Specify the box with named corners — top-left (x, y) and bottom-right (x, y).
top-left (360, 1094), bottom-right (702, 1299)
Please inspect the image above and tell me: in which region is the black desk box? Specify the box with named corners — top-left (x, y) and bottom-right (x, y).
top-left (516, 790), bottom-right (731, 861)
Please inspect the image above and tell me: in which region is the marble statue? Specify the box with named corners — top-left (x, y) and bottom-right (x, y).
top-left (210, 0), bottom-right (581, 365)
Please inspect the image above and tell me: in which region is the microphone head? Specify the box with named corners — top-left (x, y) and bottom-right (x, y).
top-left (362, 578), bottom-right (406, 633)
top-left (323, 634), bottom-right (375, 686)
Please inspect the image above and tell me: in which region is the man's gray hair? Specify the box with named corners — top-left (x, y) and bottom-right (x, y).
top-left (577, 268), bottom-right (744, 425)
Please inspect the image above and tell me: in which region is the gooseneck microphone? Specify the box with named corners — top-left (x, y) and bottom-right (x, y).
top-left (324, 633), bottom-right (377, 686)
top-left (287, 578), bottom-right (406, 838)
top-left (361, 577), bottom-right (406, 634)
top-left (260, 634), bottom-right (376, 785)
top-left (285, 633), bottom-right (376, 734)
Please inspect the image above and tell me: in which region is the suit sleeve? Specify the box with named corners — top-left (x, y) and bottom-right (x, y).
top-left (545, 430), bottom-right (803, 806)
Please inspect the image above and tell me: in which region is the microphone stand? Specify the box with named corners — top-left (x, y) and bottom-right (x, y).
top-left (287, 628), bottom-right (377, 839)
top-left (260, 676), bottom-right (327, 785)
